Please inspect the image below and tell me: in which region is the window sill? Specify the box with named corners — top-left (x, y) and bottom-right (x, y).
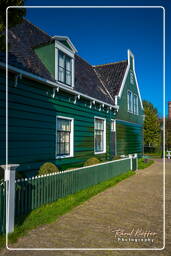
top-left (56, 155), bottom-right (74, 159)
top-left (94, 151), bottom-right (106, 155)
top-left (57, 80), bottom-right (74, 89)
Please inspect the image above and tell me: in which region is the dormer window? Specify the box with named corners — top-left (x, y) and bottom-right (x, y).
top-left (58, 50), bottom-right (72, 86)
top-left (54, 36), bottom-right (77, 88)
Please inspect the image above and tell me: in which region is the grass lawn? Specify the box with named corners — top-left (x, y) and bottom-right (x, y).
top-left (138, 158), bottom-right (154, 169)
top-left (0, 170), bottom-right (135, 248)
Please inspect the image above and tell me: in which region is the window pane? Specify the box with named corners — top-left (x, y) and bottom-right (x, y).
top-left (95, 119), bottom-right (104, 130)
top-left (58, 67), bottom-right (64, 83)
top-left (58, 51), bottom-right (65, 67)
top-left (66, 70), bottom-right (72, 85)
top-left (66, 56), bottom-right (72, 71)
top-left (94, 118), bottom-right (105, 152)
top-left (95, 130), bottom-right (103, 152)
top-left (128, 91), bottom-right (133, 112)
top-left (57, 119), bottom-right (71, 131)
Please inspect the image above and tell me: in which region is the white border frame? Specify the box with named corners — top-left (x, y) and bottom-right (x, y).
top-left (5, 5), bottom-right (165, 251)
top-left (94, 116), bottom-right (106, 154)
top-left (56, 116), bottom-right (74, 159)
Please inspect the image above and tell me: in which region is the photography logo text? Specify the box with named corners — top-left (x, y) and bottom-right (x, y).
top-left (111, 228), bottom-right (157, 243)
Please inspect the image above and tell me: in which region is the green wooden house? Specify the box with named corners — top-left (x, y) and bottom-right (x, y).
top-left (0, 19), bottom-right (144, 176)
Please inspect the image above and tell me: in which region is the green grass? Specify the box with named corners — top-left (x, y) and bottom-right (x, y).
top-left (144, 153), bottom-right (162, 159)
top-left (138, 158), bottom-right (154, 169)
top-left (0, 170), bottom-right (135, 248)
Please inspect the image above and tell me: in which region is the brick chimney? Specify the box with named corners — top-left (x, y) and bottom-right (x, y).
top-left (169, 101), bottom-right (171, 119)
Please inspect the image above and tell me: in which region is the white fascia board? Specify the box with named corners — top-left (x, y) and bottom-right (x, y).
top-left (53, 35), bottom-right (77, 53)
top-left (55, 40), bottom-right (75, 58)
top-left (0, 61), bottom-right (119, 110)
top-left (132, 64), bottom-right (144, 110)
top-left (118, 63), bottom-right (129, 98)
top-left (118, 49), bottom-right (143, 110)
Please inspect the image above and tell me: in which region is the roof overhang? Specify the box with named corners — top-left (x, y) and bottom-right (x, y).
top-left (0, 62), bottom-right (119, 111)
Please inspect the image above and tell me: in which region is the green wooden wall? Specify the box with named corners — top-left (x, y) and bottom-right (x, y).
top-left (34, 42), bottom-right (55, 78)
top-left (116, 58), bottom-right (144, 125)
top-left (0, 70), bottom-right (116, 176)
top-left (116, 120), bottom-right (143, 156)
top-left (115, 55), bottom-right (144, 155)
top-left (0, 57), bottom-right (144, 176)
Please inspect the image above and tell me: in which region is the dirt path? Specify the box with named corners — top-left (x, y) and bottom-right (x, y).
top-left (1, 160), bottom-right (171, 256)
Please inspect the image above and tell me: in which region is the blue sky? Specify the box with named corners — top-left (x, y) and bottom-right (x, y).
top-left (24, 0), bottom-right (170, 117)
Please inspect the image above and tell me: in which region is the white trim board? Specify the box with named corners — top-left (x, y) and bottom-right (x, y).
top-left (118, 49), bottom-right (144, 110)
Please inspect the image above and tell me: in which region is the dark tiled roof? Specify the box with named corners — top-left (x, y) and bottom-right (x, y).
top-left (94, 61), bottom-right (128, 99)
top-left (0, 19), bottom-right (127, 105)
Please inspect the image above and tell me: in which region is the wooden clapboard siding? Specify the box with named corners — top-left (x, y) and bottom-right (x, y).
top-left (116, 120), bottom-right (143, 155)
top-left (0, 70), bottom-right (114, 176)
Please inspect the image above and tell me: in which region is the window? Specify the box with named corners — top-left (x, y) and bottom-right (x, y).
top-left (111, 120), bottom-right (116, 132)
top-left (56, 117), bottom-right (73, 158)
top-left (58, 50), bottom-right (72, 86)
top-left (134, 94), bottom-right (139, 115)
top-left (130, 72), bottom-right (134, 84)
top-left (127, 90), bottom-right (133, 113)
top-left (94, 117), bottom-right (106, 153)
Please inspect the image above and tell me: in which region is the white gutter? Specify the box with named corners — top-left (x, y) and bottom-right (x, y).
top-left (0, 61), bottom-right (119, 110)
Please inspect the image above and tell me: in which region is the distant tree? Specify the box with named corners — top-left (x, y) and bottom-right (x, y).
top-left (0, 0), bottom-right (26, 51)
top-left (143, 100), bottom-right (161, 151)
top-left (166, 118), bottom-right (171, 150)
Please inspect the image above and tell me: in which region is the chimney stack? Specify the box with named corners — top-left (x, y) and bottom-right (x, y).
top-left (169, 101), bottom-right (171, 119)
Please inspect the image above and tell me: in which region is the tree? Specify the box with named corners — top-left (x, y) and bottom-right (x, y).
top-left (0, 0), bottom-right (26, 51)
top-left (143, 100), bottom-right (161, 152)
top-left (166, 118), bottom-right (171, 150)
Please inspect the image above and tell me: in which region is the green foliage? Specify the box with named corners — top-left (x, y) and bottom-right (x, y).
top-left (166, 118), bottom-right (171, 150)
top-left (0, 167), bottom-right (4, 181)
top-left (138, 158), bottom-right (154, 169)
top-left (112, 156), bottom-right (121, 160)
top-left (143, 100), bottom-right (161, 150)
top-left (0, 0), bottom-right (26, 51)
top-left (83, 157), bottom-right (100, 167)
top-left (0, 170), bottom-right (135, 247)
top-left (38, 162), bottom-right (59, 175)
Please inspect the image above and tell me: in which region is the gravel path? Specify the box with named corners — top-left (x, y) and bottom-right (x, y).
top-left (1, 159), bottom-right (170, 256)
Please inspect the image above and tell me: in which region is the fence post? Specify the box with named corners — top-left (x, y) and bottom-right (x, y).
top-left (1, 164), bottom-right (19, 234)
top-left (134, 153), bottom-right (138, 170)
top-left (128, 154), bottom-right (133, 170)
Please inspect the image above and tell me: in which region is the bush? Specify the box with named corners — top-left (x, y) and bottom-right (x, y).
top-left (38, 162), bottom-right (59, 175)
top-left (83, 157), bottom-right (100, 167)
top-left (112, 156), bottom-right (121, 160)
top-left (138, 158), bottom-right (154, 169)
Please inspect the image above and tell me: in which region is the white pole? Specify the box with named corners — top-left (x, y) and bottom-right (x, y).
top-left (128, 154), bottom-right (133, 170)
top-left (1, 164), bottom-right (19, 234)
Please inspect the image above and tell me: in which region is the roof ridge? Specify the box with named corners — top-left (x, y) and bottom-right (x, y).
top-left (23, 18), bottom-right (52, 39)
top-left (93, 60), bottom-right (127, 67)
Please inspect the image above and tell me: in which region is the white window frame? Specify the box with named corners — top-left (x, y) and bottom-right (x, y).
top-left (130, 71), bottom-right (134, 84)
top-left (127, 90), bottom-right (133, 113)
top-left (111, 119), bottom-right (116, 132)
top-left (56, 116), bottom-right (74, 159)
top-left (133, 94), bottom-right (139, 115)
top-left (55, 40), bottom-right (75, 88)
top-left (94, 116), bottom-right (106, 154)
